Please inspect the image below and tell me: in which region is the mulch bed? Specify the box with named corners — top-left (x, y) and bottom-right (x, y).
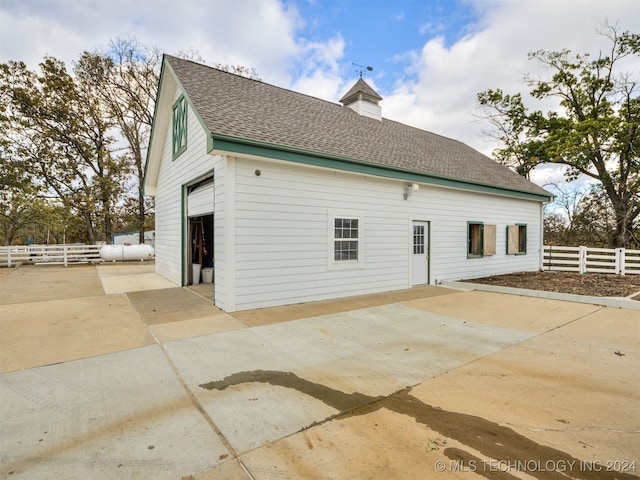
top-left (462, 271), bottom-right (640, 299)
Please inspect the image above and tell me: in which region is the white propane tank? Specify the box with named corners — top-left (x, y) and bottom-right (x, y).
top-left (100, 244), bottom-right (155, 262)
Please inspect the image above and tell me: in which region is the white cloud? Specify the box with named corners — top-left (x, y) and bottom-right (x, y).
top-left (1, 0), bottom-right (319, 88)
top-left (380, 0), bottom-right (640, 189)
top-left (290, 36), bottom-right (346, 100)
top-left (1, 0), bottom-right (637, 194)
top-left (168, 0), bottom-right (302, 86)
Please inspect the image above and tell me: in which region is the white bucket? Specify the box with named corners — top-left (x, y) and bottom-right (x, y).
top-left (201, 268), bottom-right (213, 283)
top-left (192, 264), bottom-right (201, 285)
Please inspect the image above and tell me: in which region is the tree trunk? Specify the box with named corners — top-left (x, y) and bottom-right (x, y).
top-left (602, 178), bottom-right (637, 248)
top-left (612, 212), bottom-right (636, 248)
top-left (103, 196), bottom-right (112, 244)
top-left (3, 224), bottom-right (14, 246)
top-left (84, 210), bottom-right (95, 244)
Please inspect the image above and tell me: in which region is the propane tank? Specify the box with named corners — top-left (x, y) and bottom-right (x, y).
top-left (100, 244), bottom-right (155, 262)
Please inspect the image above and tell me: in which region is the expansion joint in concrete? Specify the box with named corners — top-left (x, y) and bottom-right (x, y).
top-left (156, 338), bottom-right (239, 459)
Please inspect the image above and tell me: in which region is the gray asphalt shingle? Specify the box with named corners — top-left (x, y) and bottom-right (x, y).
top-left (166, 55), bottom-right (550, 198)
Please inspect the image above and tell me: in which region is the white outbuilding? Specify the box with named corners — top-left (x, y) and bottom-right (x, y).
top-left (144, 55), bottom-right (552, 312)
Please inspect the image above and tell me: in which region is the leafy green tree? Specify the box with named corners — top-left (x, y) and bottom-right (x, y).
top-left (2, 42), bottom-right (259, 247)
top-left (1, 57), bottom-right (126, 243)
top-left (0, 195), bottom-right (47, 246)
top-left (0, 144), bottom-right (38, 244)
top-left (478, 25), bottom-right (639, 248)
top-left (0, 72), bottom-right (42, 245)
top-left (75, 42), bottom-right (260, 244)
top-left (0, 134), bottom-right (87, 245)
top-left (76, 38), bottom-right (160, 244)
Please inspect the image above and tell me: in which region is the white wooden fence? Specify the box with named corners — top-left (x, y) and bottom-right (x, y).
top-left (3, 243), bottom-right (638, 274)
top-left (0, 244), bottom-right (104, 267)
top-left (544, 245), bottom-right (640, 275)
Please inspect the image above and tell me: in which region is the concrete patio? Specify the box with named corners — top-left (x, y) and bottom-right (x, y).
top-left (0, 263), bottom-right (638, 479)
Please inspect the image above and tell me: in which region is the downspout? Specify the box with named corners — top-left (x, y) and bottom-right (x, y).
top-left (539, 202), bottom-right (545, 271)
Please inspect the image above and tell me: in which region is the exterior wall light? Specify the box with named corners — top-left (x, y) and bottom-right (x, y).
top-left (403, 183), bottom-right (419, 200)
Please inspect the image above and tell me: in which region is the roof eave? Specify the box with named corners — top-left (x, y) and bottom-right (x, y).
top-left (209, 133), bottom-right (553, 202)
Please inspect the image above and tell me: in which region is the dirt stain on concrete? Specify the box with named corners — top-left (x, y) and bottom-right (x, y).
top-left (200, 370), bottom-right (383, 412)
top-left (200, 370), bottom-right (638, 480)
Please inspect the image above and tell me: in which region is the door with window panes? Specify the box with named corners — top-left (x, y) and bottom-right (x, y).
top-left (411, 221), bottom-right (430, 285)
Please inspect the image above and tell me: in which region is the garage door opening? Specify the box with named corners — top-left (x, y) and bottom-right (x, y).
top-left (186, 176), bottom-right (214, 292)
top-left (189, 214), bottom-right (214, 286)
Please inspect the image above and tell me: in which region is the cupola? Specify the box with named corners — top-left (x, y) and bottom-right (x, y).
top-left (339, 78), bottom-right (383, 121)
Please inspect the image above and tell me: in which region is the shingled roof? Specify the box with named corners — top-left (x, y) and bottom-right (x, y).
top-left (339, 77), bottom-right (383, 104)
top-left (164, 55), bottom-right (551, 199)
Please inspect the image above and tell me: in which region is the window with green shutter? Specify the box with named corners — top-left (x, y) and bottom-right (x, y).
top-left (467, 222), bottom-right (483, 258)
top-left (172, 95), bottom-right (187, 159)
top-left (467, 221), bottom-right (496, 258)
top-left (506, 224), bottom-right (527, 255)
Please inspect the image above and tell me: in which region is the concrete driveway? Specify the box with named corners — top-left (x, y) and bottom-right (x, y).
top-left (0, 263), bottom-right (638, 479)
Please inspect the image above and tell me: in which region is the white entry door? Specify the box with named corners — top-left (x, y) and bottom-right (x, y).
top-left (411, 221), bottom-right (429, 286)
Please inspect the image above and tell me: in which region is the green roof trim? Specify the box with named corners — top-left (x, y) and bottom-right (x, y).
top-left (210, 134), bottom-right (553, 202)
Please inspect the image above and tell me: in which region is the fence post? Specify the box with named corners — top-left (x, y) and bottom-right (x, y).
top-left (7, 247), bottom-right (11, 268)
top-left (617, 248), bottom-right (625, 276)
top-left (547, 245), bottom-right (552, 271)
top-left (579, 246), bottom-right (587, 274)
top-left (63, 246), bottom-right (68, 267)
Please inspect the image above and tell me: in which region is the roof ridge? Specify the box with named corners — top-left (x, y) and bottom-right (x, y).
top-left (166, 55), bottom-right (466, 145)
top-left (165, 54), bottom-right (347, 110)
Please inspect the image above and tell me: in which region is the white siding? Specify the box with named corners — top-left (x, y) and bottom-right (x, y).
top-left (151, 87), bottom-right (543, 312)
top-left (426, 187), bottom-right (541, 281)
top-left (154, 87), bottom-right (225, 289)
top-left (345, 99), bottom-right (382, 120)
top-left (230, 157), bottom-right (542, 311)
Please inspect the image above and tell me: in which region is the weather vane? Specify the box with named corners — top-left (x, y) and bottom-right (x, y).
top-left (352, 62), bottom-right (373, 78)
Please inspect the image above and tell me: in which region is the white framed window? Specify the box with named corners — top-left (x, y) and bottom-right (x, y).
top-left (334, 217), bottom-right (359, 261)
top-left (328, 210), bottom-right (363, 268)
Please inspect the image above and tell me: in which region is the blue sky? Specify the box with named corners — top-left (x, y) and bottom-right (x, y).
top-left (293, 0), bottom-right (480, 86)
top-left (1, 0), bottom-right (639, 191)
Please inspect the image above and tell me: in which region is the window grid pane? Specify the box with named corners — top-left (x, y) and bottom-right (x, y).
top-left (413, 225), bottom-right (425, 255)
top-left (334, 218), bottom-right (359, 261)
